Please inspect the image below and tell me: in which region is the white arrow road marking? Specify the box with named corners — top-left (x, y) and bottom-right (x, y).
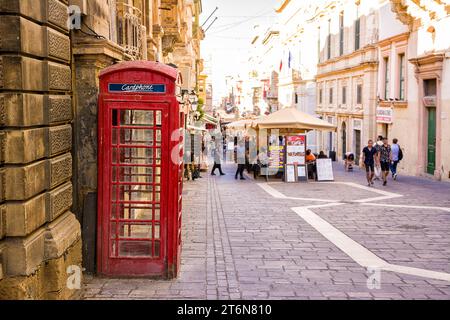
top-left (258, 182), bottom-right (403, 203)
top-left (258, 180), bottom-right (450, 282)
top-left (361, 203), bottom-right (450, 212)
top-left (257, 183), bottom-right (340, 203)
top-left (293, 207), bottom-right (450, 282)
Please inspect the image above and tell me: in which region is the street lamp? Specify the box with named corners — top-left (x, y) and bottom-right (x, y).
top-left (189, 91), bottom-right (199, 111)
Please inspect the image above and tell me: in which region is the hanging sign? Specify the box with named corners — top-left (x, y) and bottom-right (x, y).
top-left (376, 106), bottom-right (393, 124)
top-left (108, 83), bottom-right (166, 93)
top-left (423, 96), bottom-right (436, 107)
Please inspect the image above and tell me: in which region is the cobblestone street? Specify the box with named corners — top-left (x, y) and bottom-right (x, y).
top-left (83, 164), bottom-right (450, 300)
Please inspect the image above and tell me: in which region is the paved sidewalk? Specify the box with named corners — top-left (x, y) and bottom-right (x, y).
top-left (83, 163), bottom-right (450, 300)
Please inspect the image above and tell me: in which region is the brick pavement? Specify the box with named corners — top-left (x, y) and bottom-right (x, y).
top-left (83, 163), bottom-right (450, 300)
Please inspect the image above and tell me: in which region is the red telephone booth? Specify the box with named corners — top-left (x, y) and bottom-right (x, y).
top-left (97, 61), bottom-right (184, 278)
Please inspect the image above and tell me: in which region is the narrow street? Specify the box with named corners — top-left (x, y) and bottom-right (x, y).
top-left (83, 165), bottom-right (450, 300)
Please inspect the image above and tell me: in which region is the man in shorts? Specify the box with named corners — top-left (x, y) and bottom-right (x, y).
top-left (361, 140), bottom-right (378, 187)
top-left (378, 137), bottom-right (392, 186)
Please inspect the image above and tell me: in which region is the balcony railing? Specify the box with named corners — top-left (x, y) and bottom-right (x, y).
top-left (117, 2), bottom-right (145, 60)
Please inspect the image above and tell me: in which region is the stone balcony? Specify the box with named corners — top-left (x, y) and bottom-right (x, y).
top-left (317, 45), bottom-right (378, 78)
top-left (116, 1), bottom-right (145, 60)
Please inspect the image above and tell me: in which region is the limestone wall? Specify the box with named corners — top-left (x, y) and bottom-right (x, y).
top-left (0, 0), bottom-right (82, 299)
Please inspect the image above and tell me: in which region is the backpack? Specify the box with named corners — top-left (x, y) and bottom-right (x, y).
top-left (398, 146), bottom-right (404, 161)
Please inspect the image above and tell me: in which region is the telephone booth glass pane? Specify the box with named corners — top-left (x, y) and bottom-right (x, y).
top-left (110, 109), bottom-right (163, 258)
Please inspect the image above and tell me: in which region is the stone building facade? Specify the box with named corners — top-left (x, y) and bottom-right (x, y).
top-left (384, 0), bottom-right (450, 181)
top-left (248, 0), bottom-right (380, 159)
top-left (248, 27), bottom-right (281, 115)
top-left (0, 0), bottom-right (81, 299)
top-left (275, 0), bottom-right (323, 152)
top-left (315, 0), bottom-right (379, 163)
top-left (0, 0), bottom-right (204, 299)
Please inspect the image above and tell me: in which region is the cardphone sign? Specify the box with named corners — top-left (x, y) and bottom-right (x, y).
top-left (108, 83), bottom-right (166, 93)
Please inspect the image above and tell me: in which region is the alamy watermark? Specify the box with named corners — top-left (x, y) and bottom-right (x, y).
top-left (367, 267), bottom-right (382, 290)
top-left (66, 265), bottom-right (84, 290)
top-left (67, 5), bottom-right (82, 30)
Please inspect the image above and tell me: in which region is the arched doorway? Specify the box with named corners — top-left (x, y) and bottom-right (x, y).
top-left (341, 121), bottom-right (347, 159)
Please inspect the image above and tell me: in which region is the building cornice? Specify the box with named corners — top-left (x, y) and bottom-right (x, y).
top-left (316, 61), bottom-right (378, 81)
top-left (72, 38), bottom-right (129, 62)
top-left (409, 52), bottom-right (446, 67)
top-left (262, 31), bottom-right (280, 45)
top-left (318, 45), bottom-right (377, 68)
top-left (410, 52), bottom-right (446, 79)
top-left (379, 100), bottom-right (408, 108)
top-left (317, 110), bottom-right (364, 118)
top-left (316, 61), bottom-right (378, 80)
top-left (378, 32), bottom-right (410, 48)
top-left (275, 0), bottom-right (291, 13)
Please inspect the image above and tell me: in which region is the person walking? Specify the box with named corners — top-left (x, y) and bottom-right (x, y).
top-left (378, 137), bottom-right (392, 186)
top-left (374, 136), bottom-right (384, 181)
top-left (211, 144), bottom-right (225, 176)
top-left (235, 143), bottom-right (246, 180)
top-left (361, 140), bottom-right (378, 187)
top-left (390, 138), bottom-right (402, 180)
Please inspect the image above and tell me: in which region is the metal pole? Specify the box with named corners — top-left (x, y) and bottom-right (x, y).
top-left (204, 17), bottom-right (218, 33)
top-left (201, 7), bottom-right (219, 27)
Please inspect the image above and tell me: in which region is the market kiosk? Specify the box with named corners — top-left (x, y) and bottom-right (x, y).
top-left (255, 108), bottom-right (337, 183)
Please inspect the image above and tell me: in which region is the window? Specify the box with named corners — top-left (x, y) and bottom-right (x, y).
top-left (399, 53), bottom-right (406, 100)
top-left (342, 86), bottom-right (347, 104)
top-left (327, 19), bottom-right (331, 60)
top-left (319, 89), bottom-right (323, 104)
top-left (355, 6), bottom-right (360, 50)
top-left (339, 12), bottom-right (344, 56)
top-left (424, 79), bottom-right (437, 96)
top-left (384, 57), bottom-right (390, 100)
top-left (295, 93), bottom-right (299, 104)
top-left (329, 88), bottom-right (334, 104)
top-left (357, 84), bottom-right (363, 104)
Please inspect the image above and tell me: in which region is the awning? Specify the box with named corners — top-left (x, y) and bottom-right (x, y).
top-left (187, 125), bottom-right (207, 133)
top-left (256, 107), bottom-right (337, 131)
top-left (203, 114), bottom-right (220, 125)
top-left (226, 119), bottom-right (254, 129)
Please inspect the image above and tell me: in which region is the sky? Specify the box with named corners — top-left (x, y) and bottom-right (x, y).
top-left (200, 0), bottom-right (279, 105)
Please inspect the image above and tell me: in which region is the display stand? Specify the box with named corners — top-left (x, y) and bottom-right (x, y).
top-left (285, 135), bottom-right (307, 183)
top-left (285, 164), bottom-right (297, 183)
top-left (316, 158), bottom-right (335, 181)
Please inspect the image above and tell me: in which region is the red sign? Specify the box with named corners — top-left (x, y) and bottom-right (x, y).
top-left (286, 135), bottom-right (306, 165)
top-left (286, 135), bottom-right (306, 145)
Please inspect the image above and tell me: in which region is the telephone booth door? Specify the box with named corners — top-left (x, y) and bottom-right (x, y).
top-left (97, 62), bottom-right (183, 278)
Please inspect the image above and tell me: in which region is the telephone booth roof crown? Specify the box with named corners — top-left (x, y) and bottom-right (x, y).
top-left (100, 61), bottom-right (178, 80)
